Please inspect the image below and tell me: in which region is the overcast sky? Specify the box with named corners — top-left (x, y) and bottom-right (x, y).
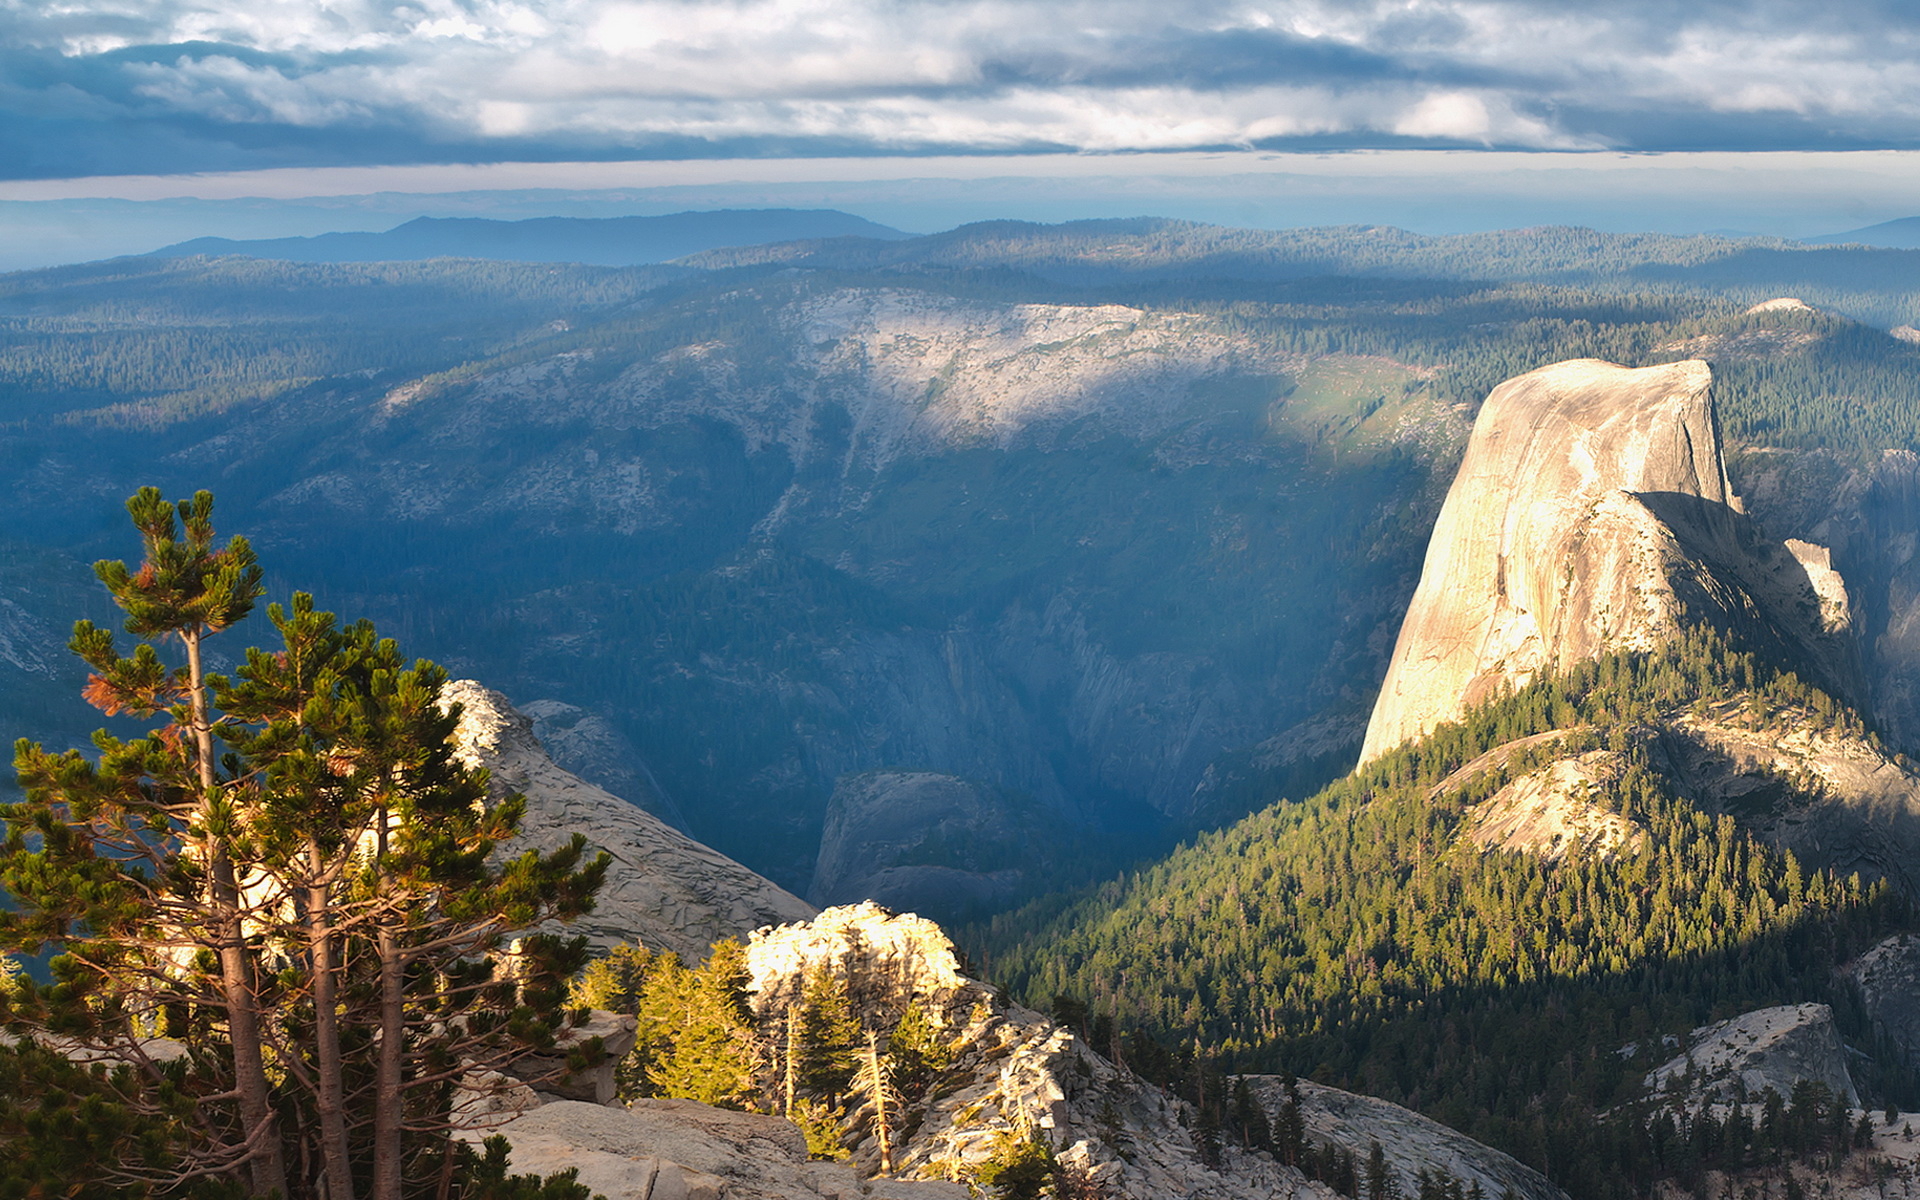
top-left (7, 0), bottom-right (1920, 267)
top-left (10, 0), bottom-right (1920, 179)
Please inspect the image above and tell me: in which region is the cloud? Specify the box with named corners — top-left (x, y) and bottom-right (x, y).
top-left (6, 0), bottom-right (1920, 178)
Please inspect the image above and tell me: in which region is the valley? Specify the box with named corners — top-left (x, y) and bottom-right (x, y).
top-left (10, 216), bottom-right (1920, 1198)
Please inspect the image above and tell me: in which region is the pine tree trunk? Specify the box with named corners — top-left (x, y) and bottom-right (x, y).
top-left (187, 630), bottom-right (288, 1200)
top-left (865, 1029), bottom-right (893, 1176)
top-left (309, 841), bottom-right (355, 1200)
top-left (785, 1002), bottom-right (800, 1118)
top-left (372, 922), bottom-right (406, 1200)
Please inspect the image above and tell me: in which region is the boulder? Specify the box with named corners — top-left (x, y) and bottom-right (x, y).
top-left (477, 1099), bottom-right (967, 1200)
top-left (502, 1009), bottom-right (639, 1105)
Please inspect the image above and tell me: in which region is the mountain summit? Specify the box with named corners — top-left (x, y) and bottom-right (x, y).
top-left (146, 209), bottom-right (910, 266)
top-left (1362, 357), bottom-right (1855, 761)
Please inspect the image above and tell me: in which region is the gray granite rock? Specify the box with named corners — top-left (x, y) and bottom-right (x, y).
top-left (1646, 1004), bottom-right (1859, 1110)
top-left (1462, 749), bottom-right (1646, 861)
top-left (1363, 358), bottom-right (1730, 761)
top-left (1240, 1077), bottom-right (1568, 1200)
top-left (1659, 706), bottom-right (1920, 901)
top-left (446, 680), bottom-right (817, 960)
top-left (503, 1009), bottom-right (639, 1105)
top-left (1846, 934), bottom-right (1920, 1074)
top-left (1363, 358), bottom-right (1858, 763)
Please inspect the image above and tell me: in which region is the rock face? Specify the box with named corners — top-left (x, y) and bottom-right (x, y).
top-left (1645, 1004), bottom-right (1860, 1110)
top-left (1463, 750), bottom-right (1647, 861)
top-left (1657, 706), bottom-right (1920, 899)
top-left (1846, 935), bottom-right (1920, 1074)
top-left (1363, 359), bottom-right (1730, 761)
top-left (1363, 358), bottom-right (1858, 762)
top-left (141, 280), bottom-right (1458, 898)
top-left (1732, 448), bottom-right (1920, 751)
top-left (476, 1098), bottom-right (969, 1200)
top-left (445, 680), bottom-right (817, 960)
top-left (809, 773), bottom-right (1048, 919)
top-left (518, 698), bottom-right (691, 833)
top-left (1239, 1078), bottom-right (1567, 1200)
top-left (1426, 709), bottom-right (1920, 904)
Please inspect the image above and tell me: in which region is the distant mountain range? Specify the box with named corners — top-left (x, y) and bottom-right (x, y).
top-left (1803, 216), bottom-right (1920, 248)
top-left (146, 208), bottom-right (912, 265)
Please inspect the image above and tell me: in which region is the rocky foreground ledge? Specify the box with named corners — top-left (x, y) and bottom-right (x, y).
top-left (465, 902), bottom-right (1559, 1200)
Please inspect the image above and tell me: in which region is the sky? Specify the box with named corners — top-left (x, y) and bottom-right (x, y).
top-left (7, 0), bottom-right (1920, 267)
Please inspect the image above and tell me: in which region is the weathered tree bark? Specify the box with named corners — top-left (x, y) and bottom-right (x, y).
top-left (865, 1028), bottom-right (893, 1176)
top-left (372, 919), bottom-right (407, 1200)
top-left (308, 838), bottom-right (355, 1200)
top-left (785, 1001), bottom-right (800, 1118)
top-left (186, 629), bottom-right (288, 1200)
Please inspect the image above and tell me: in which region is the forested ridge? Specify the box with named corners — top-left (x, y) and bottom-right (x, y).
top-left (11, 245), bottom-right (1920, 462)
top-left (976, 632), bottom-right (1918, 1200)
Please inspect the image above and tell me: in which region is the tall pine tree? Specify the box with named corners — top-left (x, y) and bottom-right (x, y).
top-left (0, 488), bottom-right (609, 1200)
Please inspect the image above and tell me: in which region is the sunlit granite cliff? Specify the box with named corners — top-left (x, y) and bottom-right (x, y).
top-left (1362, 358), bottom-right (1857, 762)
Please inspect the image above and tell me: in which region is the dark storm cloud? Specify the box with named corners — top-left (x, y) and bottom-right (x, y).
top-left (5, 0), bottom-right (1920, 179)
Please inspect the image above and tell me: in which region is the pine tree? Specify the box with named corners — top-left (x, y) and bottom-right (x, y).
top-left (567, 941), bottom-right (661, 1098)
top-left (0, 488), bottom-right (609, 1200)
top-left (1231, 1077), bottom-right (1271, 1152)
top-left (795, 966), bottom-right (860, 1102)
top-left (977, 1130), bottom-right (1055, 1200)
top-left (862, 1027), bottom-right (895, 1176)
top-left (635, 941), bottom-right (758, 1108)
top-left (884, 999), bottom-right (954, 1106)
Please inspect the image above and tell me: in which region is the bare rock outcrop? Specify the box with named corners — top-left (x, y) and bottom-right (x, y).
top-left (1362, 359), bottom-right (1730, 761)
top-left (809, 773), bottom-right (1045, 919)
top-left (894, 1002), bottom-right (1335, 1200)
top-left (1239, 1078), bottom-right (1568, 1200)
top-left (745, 904), bottom-right (1343, 1199)
top-left (1463, 750), bottom-right (1647, 861)
top-left (502, 1009), bottom-right (639, 1105)
top-left (1658, 705), bottom-right (1920, 899)
top-left (1363, 358), bottom-right (1859, 763)
top-left (744, 901), bottom-right (969, 1019)
top-left (518, 697), bottom-right (691, 832)
top-left (1645, 1004), bottom-right (1860, 1110)
top-left (1845, 935), bottom-right (1920, 1074)
top-left (477, 1098), bottom-right (968, 1200)
top-left (445, 680), bottom-right (817, 960)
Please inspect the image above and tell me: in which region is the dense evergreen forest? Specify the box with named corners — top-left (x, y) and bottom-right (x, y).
top-left (976, 633), bottom-right (1919, 1200)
